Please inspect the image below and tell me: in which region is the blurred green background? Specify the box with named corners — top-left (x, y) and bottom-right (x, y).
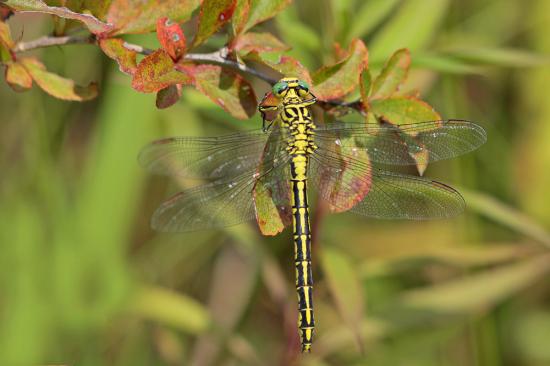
top-left (1, 0), bottom-right (550, 365)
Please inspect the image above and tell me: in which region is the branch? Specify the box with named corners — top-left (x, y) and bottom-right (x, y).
top-left (12, 35), bottom-right (355, 109)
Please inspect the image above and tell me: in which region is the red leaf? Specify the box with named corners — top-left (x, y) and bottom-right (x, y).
top-left (192, 0), bottom-right (236, 48)
top-left (156, 17), bottom-right (186, 62)
top-left (246, 53), bottom-right (312, 86)
top-left (20, 57), bottom-right (98, 101)
top-left (359, 69), bottom-right (371, 112)
top-left (0, 5), bottom-right (13, 20)
top-left (5, 61), bottom-right (32, 92)
top-left (232, 32), bottom-right (289, 54)
top-left (132, 49), bottom-right (192, 93)
top-left (98, 38), bottom-right (137, 75)
top-left (177, 64), bottom-right (257, 119)
top-left (3, 0), bottom-right (113, 34)
top-left (156, 84), bottom-right (182, 109)
top-left (312, 38), bottom-right (368, 100)
top-left (106, 0), bottom-right (200, 35)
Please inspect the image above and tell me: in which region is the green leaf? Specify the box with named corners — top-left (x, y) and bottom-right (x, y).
top-left (5, 61), bottom-right (33, 91)
top-left (461, 189), bottom-right (550, 247)
top-left (370, 97), bottom-right (441, 127)
top-left (240, 0), bottom-right (292, 34)
top-left (105, 0), bottom-right (200, 35)
top-left (312, 38), bottom-right (368, 100)
top-left (347, 0), bottom-right (401, 40)
top-left (177, 63), bottom-right (257, 119)
top-left (231, 0), bottom-right (250, 36)
top-left (370, 48), bottom-right (411, 99)
top-left (20, 57), bottom-right (98, 101)
top-left (3, 0), bottom-right (113, 34)
top-left (359, 69), bottom-right (371, 112)
top-left (131, 49), bottom-right (192, 93)
top-left (98, 38), bottom-right (137, 75)
top-left (447, 47), bottom-right (550, 67)
top-left (369, 0), bottom-right (450, 62)
top-left (320, 247), bottom-right (365, 352)
top-left (131, 286), bottom-right (210, 333)
top-left (232, 31), bottom-right (289, 55)
top-left (412, 53), bottom-right (485, 75)
top-left (156, 84), bottom-right (181, 109)
top-left (192, 0), bottom-right (236, 48)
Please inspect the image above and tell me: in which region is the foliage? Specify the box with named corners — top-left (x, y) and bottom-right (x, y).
top-left (0, 0), bottom-right (550, 365)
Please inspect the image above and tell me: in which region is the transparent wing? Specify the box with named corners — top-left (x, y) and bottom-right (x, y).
top-left (315, 119), bottom-right (486, 166)
top-left (139, 128), bottom-right (287, 179)
top-left (310, 148), bottom-right (465, 219)
top-left (152, 156), bottom-right (292, 232)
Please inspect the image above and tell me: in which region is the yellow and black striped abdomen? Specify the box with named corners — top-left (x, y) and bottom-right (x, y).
top-left (290, 156), bottom-right (315, 352)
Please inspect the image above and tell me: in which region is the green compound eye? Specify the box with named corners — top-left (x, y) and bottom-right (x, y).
top-left (272, 81), bottom-right (289, 95)
top-left (298, 80), bottom-right (309, 91)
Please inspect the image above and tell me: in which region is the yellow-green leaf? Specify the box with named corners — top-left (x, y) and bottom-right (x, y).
top-left (5, 61), bottom-right (32, 92)
top-left (98, 38), bottom-right (137, 75)
top-left (232, 31), bottom-right (289, 55)
top-left (321, 247), bottom-right (365, 352)
top-left (370, 96), bottom-right (441, 127)
top-left (312, 38), bottom-right (368, 100)
top-left (20, 57), bottom-right (98, 101)
top-left (132, 286), bottom-right (210, 334)
top-left (370, 48), bottom-right (411, 99)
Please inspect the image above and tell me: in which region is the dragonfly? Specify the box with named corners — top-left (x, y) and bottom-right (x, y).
top-left (139, 77), bottom-right (487, 352)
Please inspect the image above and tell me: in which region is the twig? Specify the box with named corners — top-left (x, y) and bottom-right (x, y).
top-left (12, 34), bottom-right (356, 108)
top-left (13, 34), bottom-right (94, 52)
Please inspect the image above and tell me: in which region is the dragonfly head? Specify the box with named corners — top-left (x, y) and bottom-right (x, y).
top-left (259, 77), bottom-right (316, 125)
top-left (271, 77), bottom-right (314, 105)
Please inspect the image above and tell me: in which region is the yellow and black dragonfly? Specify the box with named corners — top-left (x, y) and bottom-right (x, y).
top-left (139, 77), bottom-right (486, 352)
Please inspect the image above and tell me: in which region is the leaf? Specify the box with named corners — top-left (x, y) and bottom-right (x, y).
top-left (235, 0), bottom-right (292, 35)
top-left (232, 31), bottom-right (289, 54)
top-left (448, 47), bottom-right (550, 67)
top-left (461, 189), bottom-right (550, 247)
top-left (347, 0), bottom-right (401, 40)
top-left (368, 0), bottom-right (450, 62)
top-left (369, 97), bottom-right (441, 127)
top-left (3, 0), bottom-right (113, 34)
top-left (131, 286), bottom-right (210, 334)
top-left (253, 131), bottom-right (292, 236)
top-left (131, 49), bottom-right (192, 93)
top-left (106, 0), bottom-right (200, 35)
top-left (0, 20), bottom-right (14, 62)
top-left (321, 132), bottom-right (372, 213)
top-left (156, 18), bottom-right (186, 62)
top-left (231, 0), bottom-right (251, 36)
top-left (20, 57), bottom-right (98, 101)
top-left (247, 53), bottom-right (312, 85)
top-left (312, 38), bottom-right (368, 100)
top-left (5, 61), bottom-right (32, 91)
top-left (370, 48), bottom-right (411, 99)
top-left (0, 5), bottom-right (13, 20)
top-left (320, 247), bottom-right (365, 352)
top-left (192, 0), bottom-right (236, 48)
top-left (98, 38), bottom-right (137, 75)
top-left (177, 63), bottom-right (257, 119)
top-left (359, 69), bottom-right (371, 112)
top-left (156, 84), bottom-right (182, 109)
